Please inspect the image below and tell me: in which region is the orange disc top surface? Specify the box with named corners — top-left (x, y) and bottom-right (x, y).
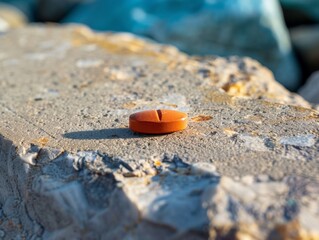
top-left (129, 109), bottom-right (188, 134)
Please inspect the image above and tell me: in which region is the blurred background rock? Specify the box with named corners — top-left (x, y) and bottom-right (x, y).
top-left (0, 0), bottom-right (318, 95)
top-left (0, 2), bottom-right (26, 31)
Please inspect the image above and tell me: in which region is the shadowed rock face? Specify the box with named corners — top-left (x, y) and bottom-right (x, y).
top-left (0, 25), bottom-right (318, 239)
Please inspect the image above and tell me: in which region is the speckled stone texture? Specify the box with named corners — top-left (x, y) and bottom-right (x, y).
top-left (0, 25), bottom-right (318, 240)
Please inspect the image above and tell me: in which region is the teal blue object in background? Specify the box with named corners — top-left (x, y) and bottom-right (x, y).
top-left (63, 0), bottom-right (135, 32)
top-left (280, 0), bottom-right (319, 22)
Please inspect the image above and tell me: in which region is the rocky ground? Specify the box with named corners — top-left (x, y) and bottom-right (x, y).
top-left (0, 25), bottom-right (318, 239)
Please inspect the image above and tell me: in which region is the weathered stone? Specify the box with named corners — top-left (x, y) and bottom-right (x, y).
top-left (63, 0), bottom-right (301, 90)
top-left (0, 25), bottom-right (318, 239)
top-left (204, 176), bottom-right (319, 239)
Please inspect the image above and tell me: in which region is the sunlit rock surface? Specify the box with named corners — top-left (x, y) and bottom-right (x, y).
top-left (63, 0), bottom-right (300, 90)
top-left (0, 25), bottom-right (318, 239)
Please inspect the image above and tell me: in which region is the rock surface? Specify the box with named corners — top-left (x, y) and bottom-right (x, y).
top-left (0, 25), bottom-right (318, 239)
top-left (63, 0), bottom-right (301, 90)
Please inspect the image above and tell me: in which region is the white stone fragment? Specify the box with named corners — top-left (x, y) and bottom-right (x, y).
top-left (238, 134), bottom-right (269, 152)
top-left (241, 175), bottom-right (254, 185)
top-left (76, 59), bottom-right (103, 68)
top-left (190, 162), bottom-right (217, 176)
top-left (280, 134), bottom-right (316, 147)
top-left (104, 67), bottom-right (134, 80)
top-left (19, 146), bottom-right (39, 165)
top-left (220, 177), bottom-right (257, 202)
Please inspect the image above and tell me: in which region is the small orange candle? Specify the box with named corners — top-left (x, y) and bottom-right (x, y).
top-left (129, 109), bottom-right (188, 134)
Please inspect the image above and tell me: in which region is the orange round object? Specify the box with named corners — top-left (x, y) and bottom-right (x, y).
top-left (129, 109), bottom-right (188, 134)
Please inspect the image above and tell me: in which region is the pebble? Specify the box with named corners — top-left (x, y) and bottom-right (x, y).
top-left (280, 135), bottom-right (316, 147)
top-left (190, 162), bottom-right (216, 176)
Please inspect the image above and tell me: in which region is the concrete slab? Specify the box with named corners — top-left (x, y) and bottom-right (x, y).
top-left (0, 25), bottom-right (318, 239)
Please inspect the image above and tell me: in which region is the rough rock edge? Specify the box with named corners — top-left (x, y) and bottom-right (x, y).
top-left (0, 25), bottom-right (318, 239)
top-left (1, 135), bottom-right (319, 240)
top-left (72, 26), bottom-right (311, 109)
